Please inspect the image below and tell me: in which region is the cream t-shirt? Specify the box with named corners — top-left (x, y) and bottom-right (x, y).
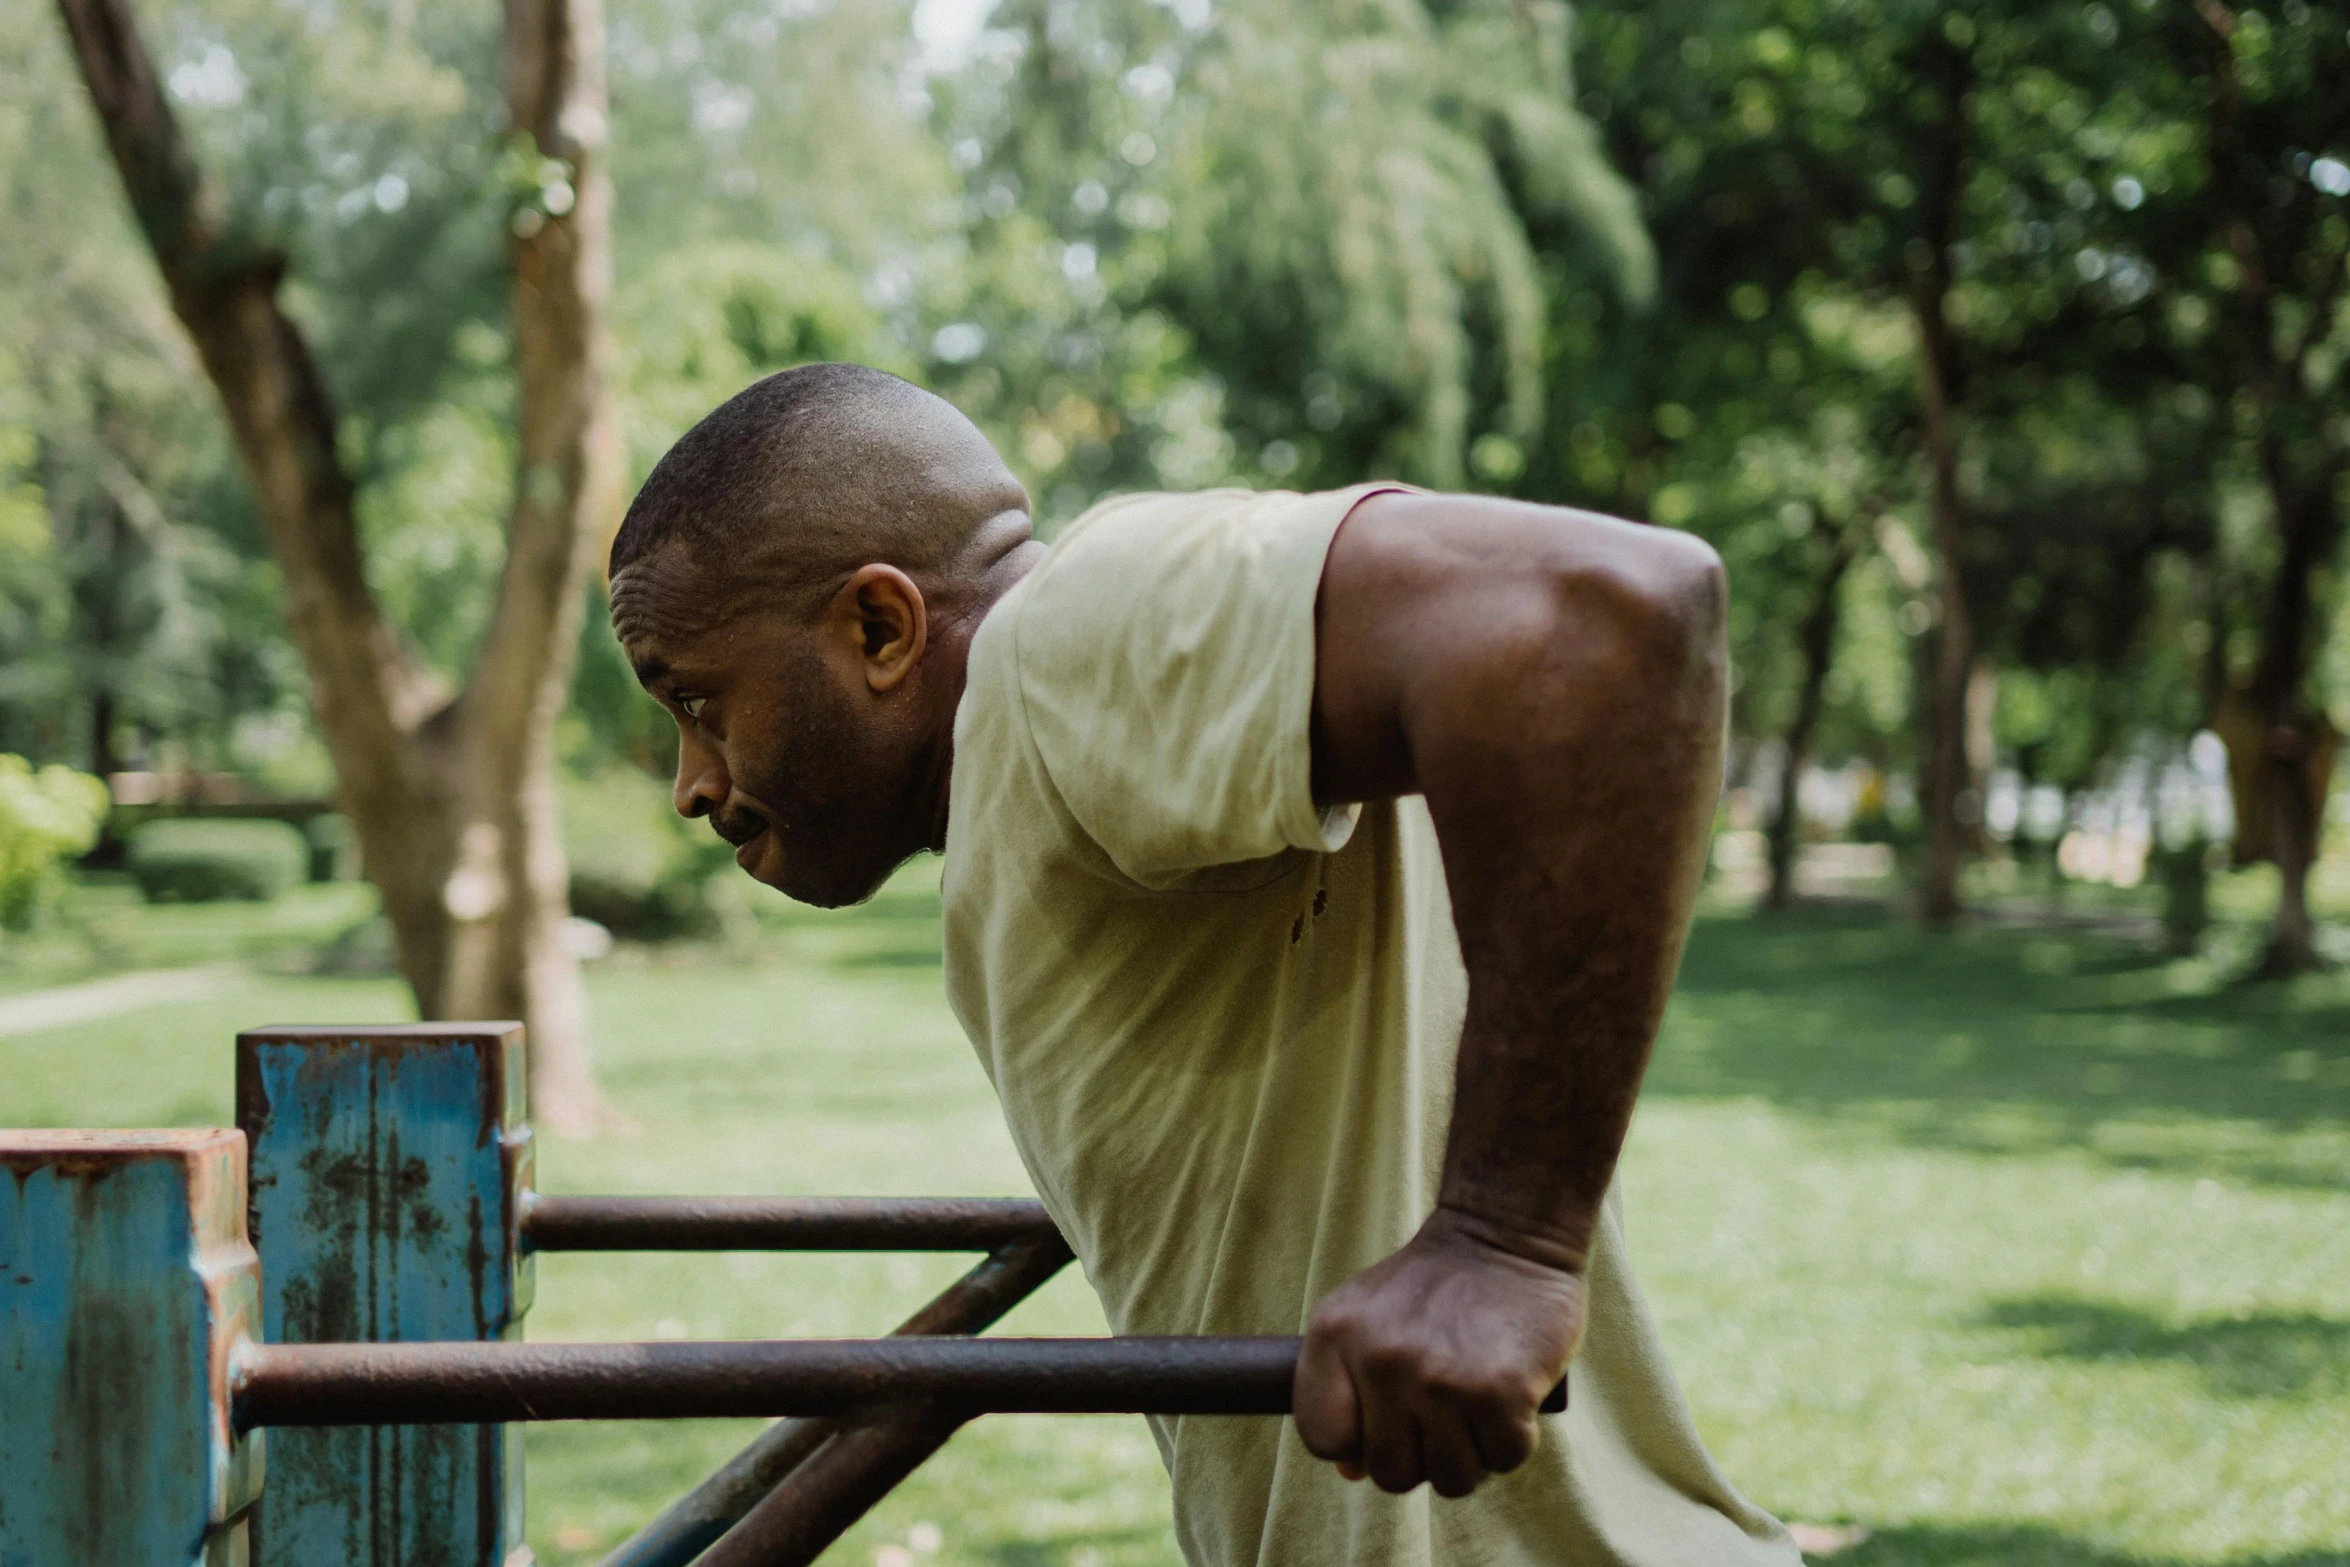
top-left (941, 485), bottom-right (1798, 1567)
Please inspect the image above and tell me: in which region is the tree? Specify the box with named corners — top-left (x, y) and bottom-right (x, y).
top-left (2174, 0), bottom-right (2350, 973)
top-left (926, 0), bottom-right (1651, 516)
top-left (0, 9), bottom-right (276, 778)
top-left (54, 0), bottom-right (622, 1126)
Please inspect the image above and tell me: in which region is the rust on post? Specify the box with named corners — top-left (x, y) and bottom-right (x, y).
top-left (1, 1129), bottom-right (264, 1565)
top-left (237, 1024), bottom-right (531, 1567)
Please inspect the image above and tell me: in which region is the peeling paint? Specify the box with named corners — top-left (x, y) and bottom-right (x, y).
top-left (236, 1025), bottom-right (530, 1567)
top-left (1, 1128), bottom-right (263, 1564)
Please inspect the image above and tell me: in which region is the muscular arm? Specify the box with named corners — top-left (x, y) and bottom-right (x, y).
top-left (1292, 490), bottom-right (1727, 1497)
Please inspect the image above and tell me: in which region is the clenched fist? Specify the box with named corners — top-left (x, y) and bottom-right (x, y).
top-left (1292, 1208), bottom-right (1586, 1498)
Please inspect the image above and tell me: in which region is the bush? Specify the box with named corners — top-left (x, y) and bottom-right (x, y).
top-left (304, 813), bottom-right (357, 882)
top-left (561, 769), bottom-right (732, 942)
top-left (128, 818), bottom-right (309, 903)
top-left (0, 756), bottom-right (111, 929)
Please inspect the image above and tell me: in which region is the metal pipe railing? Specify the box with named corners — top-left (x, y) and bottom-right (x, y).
top-left (596, 1233), bottom-right (1075, 1567)
top-left (520, 1195), bottom-right (1060, 1253)
top-left (237, 1336), bottom-right (1306, 1427)
top-left (697, 1407), bottom-right (970, 1567)
top-left (235, 1334), bottom-right (1566, 1430)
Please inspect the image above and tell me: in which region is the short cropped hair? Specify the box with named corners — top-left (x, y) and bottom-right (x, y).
top-left (609, 362), bottom-right (927, 582)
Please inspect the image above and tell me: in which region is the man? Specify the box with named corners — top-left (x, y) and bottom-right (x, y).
top-left (609, 363), bottom-right (1798, 1564)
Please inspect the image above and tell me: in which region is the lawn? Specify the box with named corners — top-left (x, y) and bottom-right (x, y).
top-left (2, 868), bottom-right (2345, 1567)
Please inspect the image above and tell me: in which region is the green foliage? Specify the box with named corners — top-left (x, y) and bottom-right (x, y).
top-left (0, 756), bottom-right (109, 930)
top-left (127, 817), bottom-right (308, 904)
top-left (0, 4), bottom-right (295, 773)
top-left (929, 0), bottom-right (1648, 511)
top-left (14, 0), bottom-right (2350, 934)
top-left (620, 242), bottom-right (910, 481)
top-left (559, 770), bottom-right (731, 941)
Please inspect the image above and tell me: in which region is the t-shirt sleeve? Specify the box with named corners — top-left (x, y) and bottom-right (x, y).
top-left (1007, 483), bottom-right (1413, 887)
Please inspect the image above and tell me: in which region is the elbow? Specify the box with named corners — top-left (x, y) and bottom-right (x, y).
top-left (1554, 528), bottom-right (1726, 708)
top-left (1638, 530), bottom-right (1727, 655)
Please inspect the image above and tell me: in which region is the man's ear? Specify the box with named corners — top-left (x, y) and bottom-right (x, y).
top-left (835, 564), bottom-right (928, 691)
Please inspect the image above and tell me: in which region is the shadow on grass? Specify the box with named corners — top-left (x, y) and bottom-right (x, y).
top-left (1826, 1522), bottom-right (2349, 1567)
top-left (1652, 912), bottom-right (2350, 1186)
top-left (1976, 1295), bottom-right (2350, 1399)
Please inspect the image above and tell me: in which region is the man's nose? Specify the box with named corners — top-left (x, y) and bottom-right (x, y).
top-left (673, 731), bottom-right (729, 820)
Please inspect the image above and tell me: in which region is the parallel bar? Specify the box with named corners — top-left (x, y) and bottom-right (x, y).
top-left (238, 1336), bottom-right (1565, 1429)
top-left (238, 1336), bottom-right (1305, 1426)
top-left (521, 1195), bottom-right (1058, 1253)
top-left (598, 1233), bottom-right (1073, 1567)
top-left (696, 1407), bottom-right (968, 1567)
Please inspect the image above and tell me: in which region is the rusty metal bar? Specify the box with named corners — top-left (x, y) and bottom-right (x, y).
top-left (238, 1336), bottom-right (1305, 1426)
top-left (598, 1233), bottom-right (1072, 1567)
top-left (521, 1195), bottom-right (1059, 1253)
top-left (237, 1334), bottom-right (1566, 1428)
top-left (695, 1406), bottom-right (969, 1567)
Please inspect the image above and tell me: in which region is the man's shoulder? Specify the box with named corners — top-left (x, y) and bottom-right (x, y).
top-left (1014, 483), bottom-right (1410, 656)
top-left (962, 488), bottom-right (1247, 687)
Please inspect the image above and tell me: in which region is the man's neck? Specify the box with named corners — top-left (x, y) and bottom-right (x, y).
top-left (918, 536), bottom-right (1048, 851)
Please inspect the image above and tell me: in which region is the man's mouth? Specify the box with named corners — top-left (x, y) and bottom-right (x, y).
top-left (711, 810), bottom-right (765, 849)
top-left (712, 812), bottom-right (770, 872)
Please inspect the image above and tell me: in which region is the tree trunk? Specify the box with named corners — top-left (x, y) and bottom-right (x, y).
top-left (2197, 0), bottom-right (2342, 977)
top-left (56, 0), bottom-right (620, 1126)
top-left (2247, 484), bottom-right (2330, 977)
top-left (1764, 524), bottom-right (1860, 912)
top-left (1908, 34), bottom-right (1975, 927)
top-left (1912, 300), bottom-right (1973, 923)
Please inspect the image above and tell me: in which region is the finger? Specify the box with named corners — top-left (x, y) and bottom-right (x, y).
top-left (1358, 1361), bottom-right (1427, 1495)
top-left (1418, 1404), bottom-right (1487, 1499)
top-left (1465, 1392), bottom-right (1541, 1478)
top-left (1292, 1325), bottom-right (1364, 1468)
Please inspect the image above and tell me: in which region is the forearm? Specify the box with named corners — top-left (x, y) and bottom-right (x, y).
top-left (1298, 492), bottom-right (1726, 1491)
top-left (1418, 549), bottom-right (1726, 1268)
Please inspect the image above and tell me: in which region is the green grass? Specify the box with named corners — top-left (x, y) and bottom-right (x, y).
top-left (2, 873), bottom-right (2345, 1566)
top-left (0, 876), bottom-right (378, 997)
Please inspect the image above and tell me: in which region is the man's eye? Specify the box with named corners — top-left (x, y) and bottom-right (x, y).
top-left (679, 695), bottom-right (707, 721)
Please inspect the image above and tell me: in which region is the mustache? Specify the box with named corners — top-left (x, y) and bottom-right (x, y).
top-left (709, 807), bottom-right (767, 847)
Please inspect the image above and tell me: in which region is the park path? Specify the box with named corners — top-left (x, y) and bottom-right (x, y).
top-left (0, 965), bottom-right (240, 1038)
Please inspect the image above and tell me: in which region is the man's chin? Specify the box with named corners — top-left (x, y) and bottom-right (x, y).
top-left (735, 830), bottom-right (799, 896)
top-left (739, 831), bottom-right (892, 909)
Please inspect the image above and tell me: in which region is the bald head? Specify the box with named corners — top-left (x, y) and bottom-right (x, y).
top-left (609, 363), bottom-right (1028, 638)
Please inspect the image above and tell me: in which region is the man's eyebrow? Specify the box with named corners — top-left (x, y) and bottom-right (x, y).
top-left (630, 655), bottom-right (670, 687)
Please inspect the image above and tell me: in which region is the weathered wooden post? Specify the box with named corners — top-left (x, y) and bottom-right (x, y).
top-left (0, 1128), bottom-right (265, 1564)
top-left (236, 1024), bottom-right (534, 1567)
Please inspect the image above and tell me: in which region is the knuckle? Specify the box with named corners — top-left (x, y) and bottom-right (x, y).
top-left (1294, 1409), bottom-right (1352, 1454)
top-left (1298, 1425), bottom-right (1348, 1462)
top-left (1306, 1301), bottom-right (1367, 1342)
top-left (1486, 1425), bottom-right (1537, 1473)
top-left (1464, 1371), bottom-right (1533, 1410)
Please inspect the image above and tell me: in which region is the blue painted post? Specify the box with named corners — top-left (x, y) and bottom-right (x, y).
top-left (0, 1128), bottom-right (265, 1566)
top-left (236, 1024), bottom-right (534, 1567)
